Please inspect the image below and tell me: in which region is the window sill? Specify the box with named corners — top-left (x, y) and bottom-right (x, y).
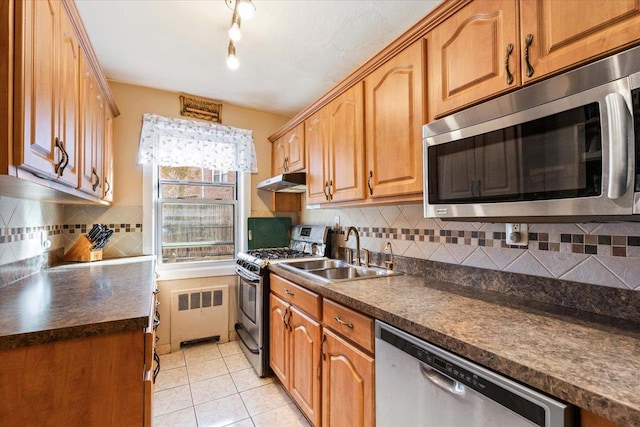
top-left (156, 262), bottom-right (236, 281)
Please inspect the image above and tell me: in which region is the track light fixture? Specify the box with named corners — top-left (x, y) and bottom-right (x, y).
top-left (224, 0), bottom-right (256, 70)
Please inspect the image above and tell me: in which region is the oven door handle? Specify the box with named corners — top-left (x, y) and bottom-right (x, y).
top-left (235, 266), bottom-right (261, 283)
top-left (234, 323), bottom-right (260, 354)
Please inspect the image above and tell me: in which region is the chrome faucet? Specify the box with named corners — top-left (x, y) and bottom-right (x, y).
top-left (384, 241), bottom-right (394, 271)
top-left (345, 226), bottom-right (361, 266)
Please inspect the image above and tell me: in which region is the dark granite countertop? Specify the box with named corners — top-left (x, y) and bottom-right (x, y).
top-left (269, 263), bottom-right (640, 426)
top-left (0, 256), bottom-right (156, 350)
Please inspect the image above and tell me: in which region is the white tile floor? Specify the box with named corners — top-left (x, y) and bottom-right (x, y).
top-left (153, 340), bottom-right (311, 427)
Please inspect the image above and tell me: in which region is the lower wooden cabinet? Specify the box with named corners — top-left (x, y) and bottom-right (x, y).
top-left (321, 329), bottom-right (375, 427)
top-left (0, 329), bottom-right (147, 426)
top-left (270, 291), bottom-right (322, 426)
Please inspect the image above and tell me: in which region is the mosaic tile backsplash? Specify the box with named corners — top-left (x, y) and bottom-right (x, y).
top-left (303, 203), bottom-right (640, 291)
top-left (0, 196), bottom-right (144, 266)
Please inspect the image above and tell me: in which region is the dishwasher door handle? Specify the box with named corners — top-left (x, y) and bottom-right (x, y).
top-left (420, 364), bottom-right (466, 397)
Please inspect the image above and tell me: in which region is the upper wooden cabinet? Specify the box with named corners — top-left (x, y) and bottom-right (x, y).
top-left (272, 123), bottom-right (305, 176)
top-left (103, 110), bottom-right (114, 201)
top-left (327, 82), bottom-right (365, 203)
top-left (305, 83), bottom-right (366, 205)
top-left (520, 0), bottom-right (640, 85)
top-left (14, 0), bottom-right (80, 185)
top-left (305, 107), bottom-right (331, 204)
top-left (428, 0), bottom-right (640, 119)
top-left (78, 50), bottom-right (106, 198)
top-left (364, 40), bottom-right (424, 199)
top-left (427, 0), bottom-right (519, 119)
top-left (6, 0), bottom-right (118, 204)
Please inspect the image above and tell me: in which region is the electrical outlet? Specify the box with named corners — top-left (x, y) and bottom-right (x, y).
top-left (505, 223), bottom-right (528, 246)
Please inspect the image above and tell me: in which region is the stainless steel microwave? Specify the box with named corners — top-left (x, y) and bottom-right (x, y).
top-left (423, 46), bottom-right (640, 221)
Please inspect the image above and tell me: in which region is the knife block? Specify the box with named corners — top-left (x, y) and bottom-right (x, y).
top-left (63, 235), bottom-right (103, 262)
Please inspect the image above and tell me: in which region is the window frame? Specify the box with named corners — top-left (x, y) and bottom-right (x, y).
top-left (143, 163), bottom-right (249, 280)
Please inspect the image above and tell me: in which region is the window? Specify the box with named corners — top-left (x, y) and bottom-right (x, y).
top-left (157, 166), bottom-right (237, 264)
top-left (138, 113), bottom-right (255, 276)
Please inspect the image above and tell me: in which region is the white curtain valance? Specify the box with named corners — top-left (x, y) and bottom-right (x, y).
top-left (137, 113), bottom-right (257, 173)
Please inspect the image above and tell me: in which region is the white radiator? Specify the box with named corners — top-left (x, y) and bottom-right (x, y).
top-left (170, 284), bottom-right (229, 352)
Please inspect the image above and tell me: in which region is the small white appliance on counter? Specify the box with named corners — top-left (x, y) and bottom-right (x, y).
top-left (423, 45), bottom-right (640, 221)
top-left (375, 321), bottom-right (575, 427)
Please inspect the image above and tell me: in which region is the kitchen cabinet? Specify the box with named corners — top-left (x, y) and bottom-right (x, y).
top-left (14, 0), bottom-right (80, 186)
top-left (103, 110), bottom-right (114, 201)
top-left (306, 82), bottom-right (365, 205)
top-left (364, 40), bottom-right (424, 199)
top-left (0, 306), bottom-right (156, 426)
top-left (270, 274), bottom-right (322, 426)
top-left (79, 49), bottom-right (105, 197)
top-left (272, 122), bottom-right (305, 175)
top-left (305, 107), bottom-right (330, 204)
top-left (321, 299), bottom-right (375, 427)
top-left (428, 0), bottom-right (640, 119)
top-left (581, 409), bottom-right (624, 427)
top-left (4, 0), bottom-right (118, 204)
top-left (520, 0), bottom-right (640, 86)
top-left (427, 0), bottom-right (519, 119)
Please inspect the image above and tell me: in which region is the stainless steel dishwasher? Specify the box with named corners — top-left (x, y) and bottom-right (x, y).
top-left (375, 321), bottom-right (575, 427)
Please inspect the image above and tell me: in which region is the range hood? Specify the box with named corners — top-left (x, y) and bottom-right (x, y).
top-left (256, 172), bottom-right (306, 193)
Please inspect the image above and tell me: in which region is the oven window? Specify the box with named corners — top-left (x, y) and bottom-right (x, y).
top-left (239, 277), bottom-right (257, 324)
top-left (428, 103), bottom-right (602, 204)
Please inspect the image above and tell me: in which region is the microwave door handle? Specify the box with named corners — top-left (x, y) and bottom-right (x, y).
top-left (605, 93), bottom-right (629, 199)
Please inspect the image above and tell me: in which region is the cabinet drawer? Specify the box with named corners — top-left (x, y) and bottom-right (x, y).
top-left (323, 299), bottom-right (374, 353)
top-left (270, 273), bottom-right (321, 319)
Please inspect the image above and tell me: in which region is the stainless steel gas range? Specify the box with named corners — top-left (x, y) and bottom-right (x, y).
top-left (234, 224), bottom-right (330, 377)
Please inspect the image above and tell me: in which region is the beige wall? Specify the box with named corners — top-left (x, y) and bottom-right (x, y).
top-left (108, 81), bottom-right (291, 215)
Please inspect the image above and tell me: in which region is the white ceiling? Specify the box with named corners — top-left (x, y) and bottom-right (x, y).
top-left (75, 0), bottom-right (441, 117)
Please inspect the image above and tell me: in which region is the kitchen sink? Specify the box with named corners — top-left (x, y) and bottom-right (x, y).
top-left (279, 259), bottom-right (399, 283)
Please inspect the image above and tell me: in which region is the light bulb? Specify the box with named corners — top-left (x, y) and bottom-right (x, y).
top-left (236, 0), bottom-right (255, 20)
top-left (228, 22), bottom-right (241, 42)
top-left (226, 54), bottom-right (239, 70)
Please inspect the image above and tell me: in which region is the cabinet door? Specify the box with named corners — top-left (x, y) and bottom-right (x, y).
top-left (272, 136), bottom-right (287, 176)
top-left (79, 51), bottom-right (104, 196)
top-left (428, 0), bottom-right (519, 118)
top-left (322, 329), bottom-right (374, 427)
top-left (285, 123), bottom-right (305, 173)
top-left (103, 110), bottom-right (114, 201)
top-left (520, 0), bottom-right (640, 85)
top-left (305, 108), bottom-right (331, 204)
top-left (56, 9), bottom-right (80, 188)
top-left (269, 293), bottom-right (290, 389)
top-left (328, 82), bottom-right (365, 203)
top-left (365, 41), bottom-right (424, 199)
top-left (289, 306), bottom-right (321, 427)
top-left (16, 0), bottom-right (61, 179)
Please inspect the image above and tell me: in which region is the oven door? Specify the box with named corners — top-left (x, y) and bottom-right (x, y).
top-left (235, 266), bottom-right (264, 374)
top-left (424, 76), bottom-right (635, 220)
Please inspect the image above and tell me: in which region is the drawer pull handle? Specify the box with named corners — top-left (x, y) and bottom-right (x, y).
top-left (524, 33), bottom-right (535, 77)
top-left (334, 316), bottom-right (353, 328)
top-left (284, 289), bottom-right (294, 296)
top-left (505, 43), bottom-right (514, 85)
